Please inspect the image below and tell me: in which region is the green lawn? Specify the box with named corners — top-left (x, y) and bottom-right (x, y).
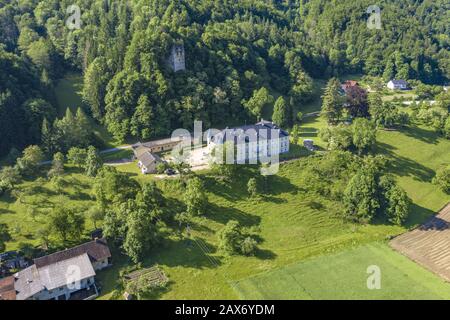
top-left (53, 73), bottom-right (116, 148)
top-left (97, 160), bottom-right (406, 299)
top-left (376, 125), bottom-right (450, 226)
top-left (53, 73), bottom-right (85, 117)
top-left (1, 78), bottom-right (448, 300)
top-left (101, 149), bottom-right (133, 162)
top-left (2, 119), bottom-right (448, 299)
top-left (233, 242), bottom-right (450, 300)
top-left (381, 91), bottom-right (417, 102)
top-left (0, 167), bottom-right (97, 250)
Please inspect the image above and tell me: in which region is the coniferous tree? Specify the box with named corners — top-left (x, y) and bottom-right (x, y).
top-left (41, 118), bottom-right (54, 154)
top-left (82, 57), bottom-right (109, 120)
top-left (321, 78), bottom-right (343, 125)
top-left (84, 146), bottom-right (103, 177)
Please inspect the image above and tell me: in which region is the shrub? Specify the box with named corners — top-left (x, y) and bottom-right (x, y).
top-left (433, 165), bottom-right (450, 194)
top-left (240, 237), bottom-right (258, 256)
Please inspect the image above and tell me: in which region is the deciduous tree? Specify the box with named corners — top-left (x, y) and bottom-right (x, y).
top-left (184, 177), bottom-right (208, 216)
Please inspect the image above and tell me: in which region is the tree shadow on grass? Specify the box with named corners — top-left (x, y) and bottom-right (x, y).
top-left (69, 176), bottom-right (92, 189)
top-left (64, 166), bottom-right (85, 176)
top-left (404, 202), bottom-right (440, 229)
top-left (306, 200), bottom-right (325, 211)
top-left (264, 174), bottom-right (298, 196)
top-left (371, 202), bottom-right (440, 229)
top-left (0, 207), bottom-right (14, 214)
top-left (151, 237), bottom-right (222, 270)
top-left (139, 281), bottom-right (173, 300)
top-left (259, 195), bottom-right (287, 204)
top-left (401, 125), bottom-right (440, 145)
top-left (122, 171), bottom-right (139, 178)
top-left (205, 203), bottom-right (261, 228)
top-left (0, 192), bottom-right (15, 204)
top-left (300, 125), bottom-right (319, 137)
top-left (188, 221), bottom-right (215, 234)
top-left (67, 191), bottom-right (92, 201)
top-left (202, 176), bottom-right (248, 202)
top-left (28, 185), bottom-right (57, 196)
top-left (254, 248), bottom-right (277, 260)
top-left (376, 142), bottom-right (435, 182)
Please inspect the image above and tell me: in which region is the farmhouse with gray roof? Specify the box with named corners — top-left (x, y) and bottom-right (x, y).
top-left (9, 239), bottom-right (111, 300)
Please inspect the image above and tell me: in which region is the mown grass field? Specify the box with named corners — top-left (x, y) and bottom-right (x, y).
top-left (376, 126), bottom-right (450, 225)
top-left (98, 160), bottom-right (406, 299)
top-left (1, 78), bottom-right (449, 299)
top-left (98, 116), bottom-right (450, 299)
top-left (233, 242), bottom-right (450, 300)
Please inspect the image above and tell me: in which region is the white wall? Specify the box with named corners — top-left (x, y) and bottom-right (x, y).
top-left (32, 276), bottom-right (95, 300)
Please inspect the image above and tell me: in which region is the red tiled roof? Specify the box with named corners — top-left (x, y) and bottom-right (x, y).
top-left (34, 238), bottom-right (111, 269)
top-left (342, 80), bottom-right (359, 88)
top-left (0, 276), bottom-right (16, 300)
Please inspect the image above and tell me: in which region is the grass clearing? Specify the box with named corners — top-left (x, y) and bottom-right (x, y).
top-left (0, 167), bottom-right (97, 250)
top-left (3, 119), bottom-right (448, 299)
top-left (53, 73), bottom-right (116, 148)
top-left (376, 125), bottom-right (450, 226)
top-left (97, 160), bottom-right (406, 299)
top-left (233, 242), bottom-right (450, 300)
top-left (1, 80), bottom-right (448, 299)
top-left (101, 149), bottom-right (133, 162)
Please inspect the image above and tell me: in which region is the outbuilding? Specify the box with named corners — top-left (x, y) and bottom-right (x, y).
top-left (387, 79), bottom-right (410, 90)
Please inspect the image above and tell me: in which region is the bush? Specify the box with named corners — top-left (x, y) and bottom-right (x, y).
top-left (379, 176), bottom-right (411, 225)
top-left (319, 124), bottom-right (352, 151)
top-left (156, 162), bottom-right (167, 174)
top-left (433, 165), bottom-right (450, 194)
top-left (444, 116), bottom-right (450, 139)
top-left (240, 237), bottom-right (258, 256)
top-left (247, 178), bottom-right (259, 197)
top-left (218, 220), bottom-right (258, 256)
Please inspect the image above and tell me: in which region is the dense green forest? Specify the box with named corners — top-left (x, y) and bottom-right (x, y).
top-left (0, 0), bottom-right (449, 157)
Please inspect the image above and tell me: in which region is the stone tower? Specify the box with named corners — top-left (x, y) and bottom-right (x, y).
top-left (168, 44), bottom-right (186, 72)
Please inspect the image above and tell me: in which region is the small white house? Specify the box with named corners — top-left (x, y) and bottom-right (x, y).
top-left (387, 79), bottom-right (409, 90)
top-left (133, 146), bottom-right (164, 174)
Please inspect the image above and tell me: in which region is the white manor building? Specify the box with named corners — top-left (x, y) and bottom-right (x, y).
top-left (207, 120), bottom-right (290, 163)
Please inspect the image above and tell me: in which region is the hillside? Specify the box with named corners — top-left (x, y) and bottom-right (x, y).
top-left (1, 0), bottom-right (449, 156)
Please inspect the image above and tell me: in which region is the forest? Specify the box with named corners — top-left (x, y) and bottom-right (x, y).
top-left (0, 0), bottom-right (449, 157)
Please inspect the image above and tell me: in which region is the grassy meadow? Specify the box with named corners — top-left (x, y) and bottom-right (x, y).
top-left (1, 76), bottom-right (449, 300)
top-left (53, 73), bottom-right (116, 149)
top-left (233, 242), bottom-right (450, 300)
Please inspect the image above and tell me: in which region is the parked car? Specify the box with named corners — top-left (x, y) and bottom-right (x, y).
top-left (165, 168), bottom-right (177, 176)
